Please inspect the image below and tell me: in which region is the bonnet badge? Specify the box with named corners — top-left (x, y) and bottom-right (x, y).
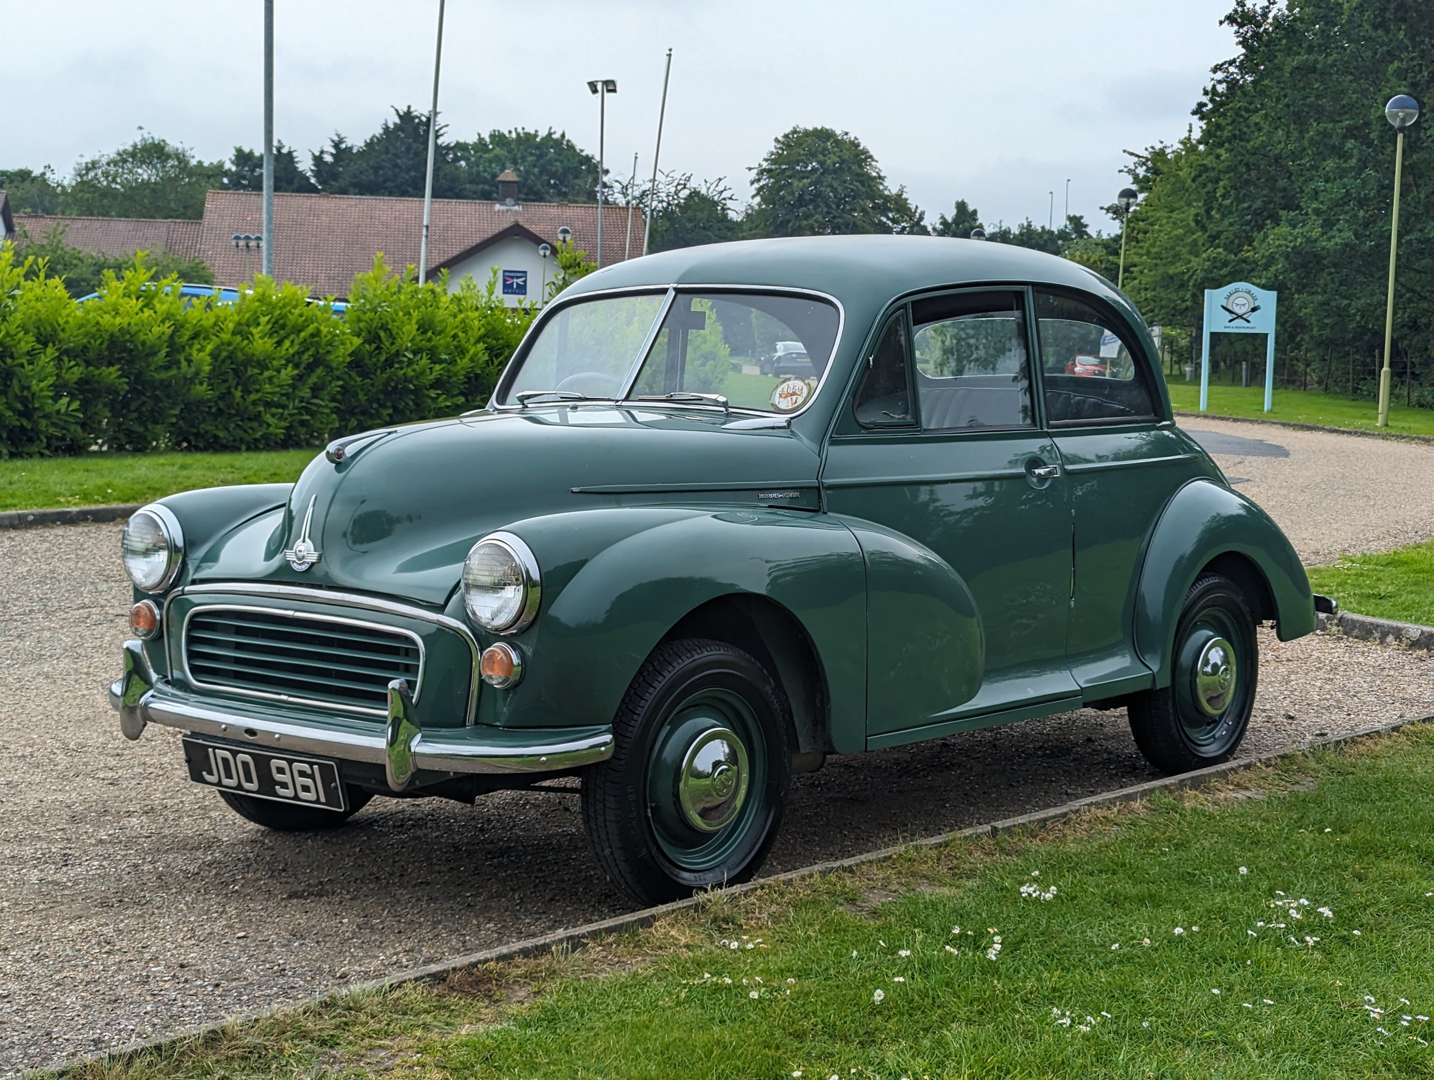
top-left (284, 495), bottom-right (322, 572)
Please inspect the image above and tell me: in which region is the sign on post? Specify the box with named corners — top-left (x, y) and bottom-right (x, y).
top-left (1200, 282), bottom-right (1278, 412)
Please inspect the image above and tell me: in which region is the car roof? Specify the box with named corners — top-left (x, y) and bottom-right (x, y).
top-left (563, 235), bottom-right (1129, 315)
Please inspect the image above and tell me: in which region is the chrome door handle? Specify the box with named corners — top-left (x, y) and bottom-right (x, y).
top-left (1029, 464), bottom-right (1060, 480)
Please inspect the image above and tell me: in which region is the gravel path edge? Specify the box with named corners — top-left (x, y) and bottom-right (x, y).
top-left (1319, 610), bottom-right (1434, 651)
top-left (1173, 409), bottom-right (1434, 446)
top-left (0, 504), bottom-right (139, 530)
top-left (82, 711), bottom-right (1434, 1076)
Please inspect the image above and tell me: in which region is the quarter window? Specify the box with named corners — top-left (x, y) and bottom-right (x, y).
top-left (853, 316), bottom-right (914, 427)
top-left (910, 291), bottom-right (1034, 431)
top-left (1035, 291), bottom-right (1156, 423)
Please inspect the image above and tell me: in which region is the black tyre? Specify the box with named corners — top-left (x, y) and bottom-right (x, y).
top-left (582, 638), bottom-right (792, 905)
top-left (1129, 573), bottom-right (1259, 774)
top-left (218, 788), bottom-right (373, 831)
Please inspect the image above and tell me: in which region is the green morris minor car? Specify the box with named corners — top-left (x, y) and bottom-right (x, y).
top-left (111, 237), bottom-right (1317, 904)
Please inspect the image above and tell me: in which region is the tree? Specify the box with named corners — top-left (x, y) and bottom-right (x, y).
top-left (0, 166), bottom-right (65, 214)
top-left (311, 106), bottom-right (463, 198)
top-left (309, 134), bottom-right (358, 191)
top-left (65, 133), bottom-right (223, 219)
top-left (746, 127), bottom-right (926, 237)
top-left (452, 128), bottom-right (598, 202)
top-left (933, 198), bottom-right (982, 238)
top-left (1120, 0), bottom-right (1434, 398)
top-left (626, 173), bottom-right (740, 252)
top-left (222, 142), bottom-right (318, 193)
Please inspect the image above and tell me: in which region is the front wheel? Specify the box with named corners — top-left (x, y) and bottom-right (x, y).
top-left (218, 788), bottom-right (373, 831)
top-left (1128, 573), bottom-right (1259, 774)
top-left (582, 638), bottom-right (791, 905)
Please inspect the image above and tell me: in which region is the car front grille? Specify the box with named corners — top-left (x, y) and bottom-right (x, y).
top-left (183, 606), bottom-right (422, 716)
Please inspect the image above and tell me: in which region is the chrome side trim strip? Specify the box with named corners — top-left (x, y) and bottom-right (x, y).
top-left (166, 583), bottom-right (482, 726)
top-left (1061, 452), bottom-right (1202, 475)
top-left (180, 603), bottom-right (427, 719)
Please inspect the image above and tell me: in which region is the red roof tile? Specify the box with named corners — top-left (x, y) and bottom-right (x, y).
top-left (13, 213), bottom-right (202, 261)
top-left (198, 190), bottom-right (646, 297)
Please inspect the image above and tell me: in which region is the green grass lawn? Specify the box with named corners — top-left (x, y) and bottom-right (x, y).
top-left (1309, 539), bottom-right (1434, 627)
top-left (0, 449), bottom-right (315, 512)
top-left (1167, 381), bottom-right (1434, 438)
top-left (74, 727), bottom-right (1434, 1079)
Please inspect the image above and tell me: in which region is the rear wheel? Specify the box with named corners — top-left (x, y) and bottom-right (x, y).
top-left (582, 638), bottom-right (791, 905)
top-left (1129, 573), bottom-right (1258, 774)
top-left (218, 788), bottom-right (373, 831)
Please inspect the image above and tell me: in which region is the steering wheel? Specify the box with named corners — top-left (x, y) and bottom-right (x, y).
top-left (555, 371), bottom-right (624, 397)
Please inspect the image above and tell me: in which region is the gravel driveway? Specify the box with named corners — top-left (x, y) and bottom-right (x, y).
top-left (4, 421), bottom-right (1434, 1074)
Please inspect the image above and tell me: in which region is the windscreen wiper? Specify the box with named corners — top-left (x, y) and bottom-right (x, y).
top-left (635, 391), bottom-right (730, 411)
top-left (514, 390), bottom-right (594, 406)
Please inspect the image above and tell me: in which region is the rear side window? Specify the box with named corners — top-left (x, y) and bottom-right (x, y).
top-left (1035, 291), bottom-right (1156, 424)
top-left (910, 291), bottom-right (1034, 431)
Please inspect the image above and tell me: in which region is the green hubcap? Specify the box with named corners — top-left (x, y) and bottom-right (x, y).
top-left (1193, 636), bottom-right (1237, 717)
top-left (646, 688), bottom-right (767, 874)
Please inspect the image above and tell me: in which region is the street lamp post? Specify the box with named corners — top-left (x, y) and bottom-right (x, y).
top-left (1116, 187), bottom-right (1138, 288)
top-left (587, 79), bottom-right (617, 267)
top-left (1377, 94), bottom-right (1420, 428)
top-left (538, 242), bottom-right (551, 305)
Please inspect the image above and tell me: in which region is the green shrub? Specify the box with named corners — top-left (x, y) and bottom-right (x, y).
top-left (0, 244), bottom-right (551, 458)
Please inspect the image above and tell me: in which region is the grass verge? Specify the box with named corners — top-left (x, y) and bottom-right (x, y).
top-left (0, 449), bottom-right (314, 512)
top-left (1309, 539), bottom-right (1434, 628)
top-left (66, 726), bottom-right (1434, 1079)
top-left (1167, 381), bottom-right (1434, 438)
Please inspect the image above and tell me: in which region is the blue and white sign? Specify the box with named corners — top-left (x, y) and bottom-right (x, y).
top-left (501, 270), bottom-right (528, 297)
top-left (1200, 281), bottom-right (1278, 412)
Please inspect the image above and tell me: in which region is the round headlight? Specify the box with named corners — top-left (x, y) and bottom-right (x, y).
top-left (121, 505), bottom-right (184, 593)
top-left (462, 532), bottom-right (540, 634)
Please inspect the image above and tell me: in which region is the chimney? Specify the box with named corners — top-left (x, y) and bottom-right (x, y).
top-left (497, 169), bottom-right (520, 208)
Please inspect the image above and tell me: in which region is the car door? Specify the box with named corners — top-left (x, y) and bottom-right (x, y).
top-left (822, 288), bottom-right (1079, 742)
top-left (1033, 288), bottom-right (1210, 698)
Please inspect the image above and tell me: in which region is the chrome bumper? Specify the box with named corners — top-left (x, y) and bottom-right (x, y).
top-left (108, 640), bottom-right (613, 791)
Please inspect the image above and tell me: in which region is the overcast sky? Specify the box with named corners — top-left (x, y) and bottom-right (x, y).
top-left (4, 0), bottom-right (1235, 231)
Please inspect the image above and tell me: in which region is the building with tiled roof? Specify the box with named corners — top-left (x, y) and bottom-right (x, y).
top-left (9, 175), bottom-right (644, 304)
top-left (13, 212), bottom-right (202, 261)
top-left (200, 184), bottom-right (642, 303)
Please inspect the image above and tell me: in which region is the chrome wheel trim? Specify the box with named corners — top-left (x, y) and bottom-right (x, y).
top-left (1193, 636), bottom-right (1237, 718)
top-left (677, 726), bottom-right (750, 833)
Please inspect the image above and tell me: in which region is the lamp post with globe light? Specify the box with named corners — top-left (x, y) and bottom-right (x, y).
top-left (1116, 187), bottom-right (1138, 288)
top-left (1377, 94), bottom-right (1420, 428)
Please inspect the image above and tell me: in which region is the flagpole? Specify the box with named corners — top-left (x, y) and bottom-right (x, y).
top-left (624, 152), bottom-right (638, 260)
top-left (642, 48), bottom-right (672, 256)
top-left (418, 0), bottom-right (445, 284)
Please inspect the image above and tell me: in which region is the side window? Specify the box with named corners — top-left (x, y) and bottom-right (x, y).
top-left (910, 291), bottom-right (1033, 431)
top-left (853, 315), bottom-right (914, 427)
top-left (1035, 291), bottom-right (1156, 424)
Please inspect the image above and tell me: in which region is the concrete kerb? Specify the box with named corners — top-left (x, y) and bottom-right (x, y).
top-left (82, 712), bottom-right (1432, 1073)
top-left (1318, 610), bottom-right (1434, 652)
top-left (0, 504), bottom-right (139, 530)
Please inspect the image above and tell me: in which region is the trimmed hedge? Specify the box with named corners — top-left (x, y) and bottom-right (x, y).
top-left (0, 246), bottom-right (536, 457)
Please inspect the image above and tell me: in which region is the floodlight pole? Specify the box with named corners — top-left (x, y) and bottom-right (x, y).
top-left (418, 0), bottom-right (446, 285)
top-left (1377, 126), bottom-right (1408, 427)
top-left (643, 48), bottom-right (673, 256)
top-left (261, 0), bottom-right (274, 278)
